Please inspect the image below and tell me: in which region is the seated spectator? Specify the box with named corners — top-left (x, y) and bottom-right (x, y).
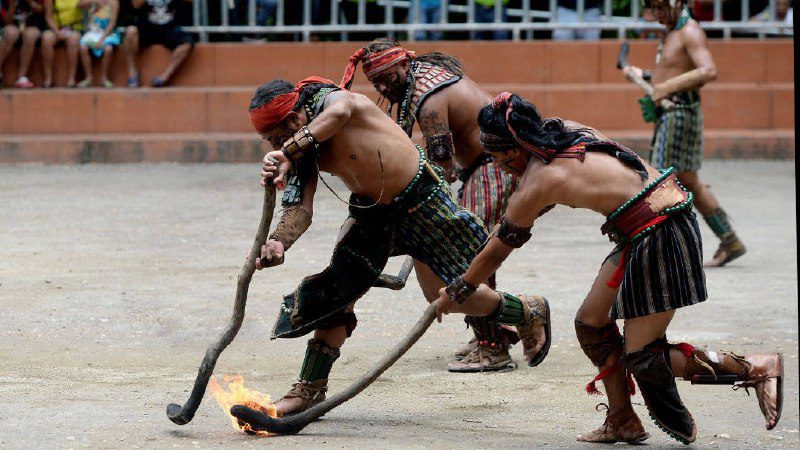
top-left (43, 0), bottom-right (83, 87)
top-left (472, 0), bottom-right (509, 40)
top-left (123, 0), bottom-right (194, 88)
top-left (552, 0), bottom-right (602, 41)
top-left (411, 0), bottom-right (443, 41)
top-left (1, 0), bottom-right (46, 88)
top-left (255, 0), bottom-right (276, 27)
top-left (77, 0), bottom-right (120, 87)
top-left (750, 0), bottom-right (793, 35)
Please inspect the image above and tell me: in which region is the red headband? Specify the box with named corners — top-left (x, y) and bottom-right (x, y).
top-left (340, 46), bottom-right (416, 89)
top-left (249, 76), bottom-right (335, 134)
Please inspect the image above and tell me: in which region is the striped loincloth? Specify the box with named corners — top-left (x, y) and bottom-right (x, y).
top-left (459, 158), bottom-right (518, 228)
top-left (650, 90), bottom-right (703, 172)
top-left (609, 210), bottom-right (707, 320)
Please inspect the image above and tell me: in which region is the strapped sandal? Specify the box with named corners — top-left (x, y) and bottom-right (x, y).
top-left (706, 233), bottom-right (746, 267)
top-left (516, 295), bottom-right (551, 367)
top-left (447, 341), bottom-right (516, 373)
top-left (273, 379), bottom-right (328, 417)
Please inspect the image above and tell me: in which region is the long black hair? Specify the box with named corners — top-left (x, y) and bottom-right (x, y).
top-left (249, 79), bottom-right (339, 112)
top-left (478, 93), bottom-right (590, 151)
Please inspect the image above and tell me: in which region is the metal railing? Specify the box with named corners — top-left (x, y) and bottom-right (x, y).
top-left (183, 0), bottom-right (794, 42)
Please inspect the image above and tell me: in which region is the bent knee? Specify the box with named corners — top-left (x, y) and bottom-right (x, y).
top-left (575, 308), bottom-right (613, 329)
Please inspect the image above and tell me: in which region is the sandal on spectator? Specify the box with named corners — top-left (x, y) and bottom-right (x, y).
top-left (77, 79), bottom-right (93, 88)
top-left (150, 76), bottom-right (167, 88)
top-left (127, 73), bottom-right (140, 88)
top-left (14, 77), bottom-right (35, 89)
top-left (103, 79), bottom-right (114, 88)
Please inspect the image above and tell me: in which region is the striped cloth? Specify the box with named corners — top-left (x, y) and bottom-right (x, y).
top-left (609, 210), bottom-right (707, 320)
top-left (650, 90), bottom-right (703, 172)
top-left (396, 185), bottom-right (488, 283)
top-left (459, 160), bottom-right (518, 228)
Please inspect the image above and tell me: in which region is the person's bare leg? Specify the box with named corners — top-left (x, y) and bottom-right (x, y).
top-left (575, 258), bottom-right (648, 443)
top-left (677, 171), bottom-right (746, 266)
top-left (123, 26), bottom-right (139, 79)
top-left (41, 30), bottom-right (56, 87)
top-left (100, 46), bottom-right (113, 82)
top-left (65, 31), bottom-right (80, 87)
top-left (158, 42), bottom-right (191, 83)
top-left (18, 27), bottom-right (40, 80)
top-left (0, 25), bottom-right (21, 73)
top-left (78, 46), bottom-right (93, 85)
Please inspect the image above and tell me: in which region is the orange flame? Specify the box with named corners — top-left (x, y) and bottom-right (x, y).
top-left (208, 375), bottom-right (278, 436)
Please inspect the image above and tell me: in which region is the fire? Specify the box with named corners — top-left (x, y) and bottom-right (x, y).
top-left (208, 375), bottom-right (278, 436)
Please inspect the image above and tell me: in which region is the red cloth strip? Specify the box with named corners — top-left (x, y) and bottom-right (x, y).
top-left (585, 360), bottom-right (636, 396)
top-left (249, 76), bottom-right (335, 134)
top-left (671, 342), bottom-right (697, 358)
top-left (340, 46), bottom-right (416, 90)
top-left (606, 214), bottom-right (669, 289)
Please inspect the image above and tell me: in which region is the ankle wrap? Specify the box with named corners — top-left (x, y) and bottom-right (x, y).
top-left (488, 292), bottom-right (525, 325)
top-left (703, 207), bottom-right (734, 238)
top-left (299, 338), bottom-right (340, 382)
top-left (465, 316), bottom-right (516, 346)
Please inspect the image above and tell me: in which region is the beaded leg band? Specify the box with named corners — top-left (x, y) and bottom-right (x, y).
top-left (703, 207), bottom-right (735, 239)
top-left (298, 338), bottom-right (341, 382)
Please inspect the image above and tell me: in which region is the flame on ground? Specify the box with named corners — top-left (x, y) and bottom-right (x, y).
top-left (208, 375), bottom-right (278, 436)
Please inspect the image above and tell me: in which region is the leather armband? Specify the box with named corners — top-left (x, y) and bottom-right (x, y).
top-left (268, 206), bottom-right (312, 250)
top-left (426, 131), bottom-right (454, 163)
top-left (496, 216), bottom-right (532, 248)
top-left (281, 126), bottom-right (320, 162)
top-left (445, 276), bottom-right (477, 304)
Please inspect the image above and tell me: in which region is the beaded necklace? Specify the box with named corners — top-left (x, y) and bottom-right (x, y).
top-left (387, 63), bottom-right (416, 136)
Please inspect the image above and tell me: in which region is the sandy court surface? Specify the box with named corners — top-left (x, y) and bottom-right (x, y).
top-left (0, 160), bottom-right (797, 449)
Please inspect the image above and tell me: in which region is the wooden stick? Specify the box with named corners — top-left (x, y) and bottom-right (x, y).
top-left (167, 184), bottom-right (277, 425)
top-left (230, 300), bottom-right (440, 435)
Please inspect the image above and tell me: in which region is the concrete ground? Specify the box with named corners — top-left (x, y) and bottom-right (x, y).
top-left (0, 160), bottom-right (797, 449)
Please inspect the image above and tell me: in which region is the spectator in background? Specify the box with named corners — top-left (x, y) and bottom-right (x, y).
top-left (552, 0), bottom-right (602, 40)
top-left (411, 0), bottom-right (443, 41)
top-left (750, 0), bottom-right (793, 35)
top-left (123, 0), bottom-right (194, 88)
top-left (472, 0), bottom-right (509, 40)
top-left (77, 0), bottom-right (120, 87)
top-left (255, 0), bottom-right (276, 27)
top-left (341, 0), bottom-right (385, 41)
top-left (1, 0), bottom-right (46, 88)
top-left (42, 0), bottom-right (83, 87)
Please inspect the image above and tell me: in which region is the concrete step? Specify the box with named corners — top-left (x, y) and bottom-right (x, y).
top-left (1, 40), bottom-right (793, 89)
top-left (1, 129), bottom-right (793, 164)
top-left (1, 82), bottom-right (792, 135)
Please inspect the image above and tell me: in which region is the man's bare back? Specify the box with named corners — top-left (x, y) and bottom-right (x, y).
top-left (417, 75), bottom-right (492, 170)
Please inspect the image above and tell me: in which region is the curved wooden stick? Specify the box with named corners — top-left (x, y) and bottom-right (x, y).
top-left (373, 256), bottom-right (415, 290)
top-left (167, 184), bottom-right (277, 425)
top-left (230, 300), bottom-right (440, 434)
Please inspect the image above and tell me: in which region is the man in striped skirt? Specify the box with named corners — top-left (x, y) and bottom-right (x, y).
top-left (342, 38), bottom-right (521, 372)
top-left (623, 0), bottom-right (745, 267)
top-left (436, 92), bottom-right (783, 445)
top-left (250, 78), bottom-right (550, 416)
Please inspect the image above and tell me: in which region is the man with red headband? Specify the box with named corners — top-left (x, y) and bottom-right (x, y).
top-left (249, 78), bottom-right (550, 416)
top-left (622, 0), bottom-right (745, 267)
top-left (341, 38), bottom-right (524, 373)
top-left (436, 92), bottom-right (783, 445)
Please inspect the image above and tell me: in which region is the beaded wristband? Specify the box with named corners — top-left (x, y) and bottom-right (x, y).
top-left (446, 276), bottom-right (477, 304)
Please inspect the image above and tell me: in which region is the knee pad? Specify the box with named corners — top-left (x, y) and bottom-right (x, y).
top-left (574, 320), bottom-right (623, 368)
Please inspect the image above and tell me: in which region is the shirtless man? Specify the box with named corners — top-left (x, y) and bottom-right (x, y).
top-left (623, 0), bottom-right (745, 266)
top-left (341, 39), bottom-right (521, 372)
top-left (435, 92), bottom-right (783, 444)
top-left (251, 77), bottom-right (550, 416)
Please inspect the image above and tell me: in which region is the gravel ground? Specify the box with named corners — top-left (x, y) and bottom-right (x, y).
top-left (0, 160), bottom-right (797, 449)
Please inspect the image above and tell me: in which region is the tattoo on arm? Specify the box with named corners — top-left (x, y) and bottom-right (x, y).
top-left (418, 107), bottom-right (454, 162)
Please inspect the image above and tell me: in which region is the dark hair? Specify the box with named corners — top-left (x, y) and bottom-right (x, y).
top-left (364, 38), bottom-right (464, 76)
top-left (249, 79), bottom-right (338, 112)
top-left (478, 94), bottom-right (589, 151)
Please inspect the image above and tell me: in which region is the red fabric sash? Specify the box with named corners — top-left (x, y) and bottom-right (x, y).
top-left (606, 214), bottom-right (669, 289)
top-left (340, 46), bottom-right (415, 89)
top-left (249, 76), bottom-right (335, 133)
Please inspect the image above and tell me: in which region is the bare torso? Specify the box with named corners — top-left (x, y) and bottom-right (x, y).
top-left (653, 20), bottom-right (701, 85)
top-left (507, 121), bottom-right (662, 226)
top-left (316, 93), bottom-right (421, 203)
top-left (416, 74), bottom-right (493, 169)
